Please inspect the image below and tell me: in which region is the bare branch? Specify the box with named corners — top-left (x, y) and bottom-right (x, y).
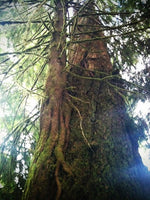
top-left (0, 20), bottom-right (50, 25)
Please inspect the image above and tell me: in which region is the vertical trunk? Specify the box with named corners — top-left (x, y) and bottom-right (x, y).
top-left (22, 2), bottom-right (71, 200)
top-left (64, 4), bottom-right (150, 200)
top-left (22, 2), bottom-right (150, 200)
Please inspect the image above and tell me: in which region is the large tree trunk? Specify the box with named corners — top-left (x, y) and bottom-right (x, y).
top-left (22, 2), bottom-right (150, 200)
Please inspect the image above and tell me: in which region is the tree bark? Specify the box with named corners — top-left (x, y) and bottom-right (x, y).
top-left (22, 2), bottom-right (71, 200)
top-left (22, 2), bottom-right (150, 200)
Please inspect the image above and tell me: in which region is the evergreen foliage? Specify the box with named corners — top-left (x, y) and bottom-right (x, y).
top-left (0, 0), bottom-right (149, 199)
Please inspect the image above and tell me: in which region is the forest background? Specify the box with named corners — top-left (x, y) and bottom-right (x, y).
top-left (0, 0), bottom-right (150, 200)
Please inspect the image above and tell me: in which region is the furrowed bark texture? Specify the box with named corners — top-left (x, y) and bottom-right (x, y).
top-left (22, 2), bottom-right (71, 200)
top-left (22, 2), bottom-right (150, 200)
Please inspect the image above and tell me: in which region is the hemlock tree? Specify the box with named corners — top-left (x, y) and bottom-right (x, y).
top-left (0, 0), bottom-right (150, 200)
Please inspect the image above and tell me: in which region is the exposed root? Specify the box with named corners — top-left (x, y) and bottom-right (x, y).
top-left (55, 161), bottom-right (61, 200)
top-left (55, 145), bottom-right (72, 176)
top-left (69, 101), bottom-right (94, 152)
top-left (54, 99), bottom-right (73, 200)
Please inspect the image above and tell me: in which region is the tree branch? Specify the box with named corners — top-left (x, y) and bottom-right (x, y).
top-left (70, 27), bottom-right (150, 44)
top-left (0, 20), bottom-right (49, 25)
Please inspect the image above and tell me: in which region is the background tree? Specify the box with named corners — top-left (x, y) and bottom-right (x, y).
top-left (0, 0), bottom-right (150, 200)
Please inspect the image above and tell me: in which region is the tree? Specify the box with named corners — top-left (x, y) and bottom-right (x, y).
top-left (0, 0), bottom-right (150, 200)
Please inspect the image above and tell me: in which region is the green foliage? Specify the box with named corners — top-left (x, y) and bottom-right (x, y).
top-left (0, 83), bottom-right (40, 199)
top-left (0, 0), bottom-right (149, 198)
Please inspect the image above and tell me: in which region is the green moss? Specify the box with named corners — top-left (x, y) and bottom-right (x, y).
top-left (55, 146), bottom-right (64, 163)
top-left (22, 163), bottom-right (36, 200)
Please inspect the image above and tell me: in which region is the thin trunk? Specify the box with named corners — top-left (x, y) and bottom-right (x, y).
top-left (22, 2), bottom-right (71, 200)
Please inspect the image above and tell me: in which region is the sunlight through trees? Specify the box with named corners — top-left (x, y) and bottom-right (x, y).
top-left (0, 0), bottom-right (150, 200)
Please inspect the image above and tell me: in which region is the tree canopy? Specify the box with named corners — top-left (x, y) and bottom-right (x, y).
top-left (0, 0), bottom-right (150, 199)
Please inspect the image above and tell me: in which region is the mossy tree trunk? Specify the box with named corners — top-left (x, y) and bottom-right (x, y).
top-left (22, 1), bottom-right (71, 200)
top-left (22, 2), bottom-right (150, 200)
